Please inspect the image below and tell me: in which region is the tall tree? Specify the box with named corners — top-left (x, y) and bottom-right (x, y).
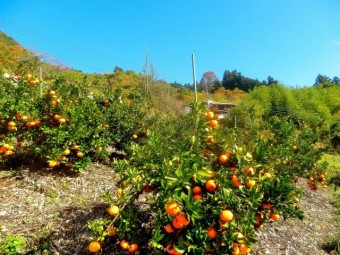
top-left (222, 69), bottom-right (263, 92)
top-left (314, 74), bottom-right (331, 86)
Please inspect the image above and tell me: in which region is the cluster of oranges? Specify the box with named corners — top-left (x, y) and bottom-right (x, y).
top-left (307, 171), bottom-right (327, 191)
top-left (205, 111), bottom-right (218, 128)
top-left (0, 143), bottom-right (15, 157)
top-left (26, 73), bottom-right (40, 87)
top-left (48, 144), bottom-right (84, 169)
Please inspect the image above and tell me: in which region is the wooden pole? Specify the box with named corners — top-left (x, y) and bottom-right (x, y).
top-left (192, 53), bottom-right (197, 102)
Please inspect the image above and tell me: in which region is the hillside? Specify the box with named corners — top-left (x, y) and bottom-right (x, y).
top-left (0, 31), bottom-right (25, 72)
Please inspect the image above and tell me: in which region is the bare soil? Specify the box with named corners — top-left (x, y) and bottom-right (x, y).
top-left (0, 163), bottom-right (339, 255)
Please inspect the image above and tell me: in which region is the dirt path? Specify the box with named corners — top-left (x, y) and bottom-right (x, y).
top-left (252, 182), bottom-right (339, 255)
top-left (0, 165), bottom-right (339, 255)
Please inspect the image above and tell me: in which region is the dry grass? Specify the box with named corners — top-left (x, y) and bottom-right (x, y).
top-left (0, 164), bottom-right (339, 255)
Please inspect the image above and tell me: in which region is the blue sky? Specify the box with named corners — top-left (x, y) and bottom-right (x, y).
top-left (0, 0), bottom-right (339, 87)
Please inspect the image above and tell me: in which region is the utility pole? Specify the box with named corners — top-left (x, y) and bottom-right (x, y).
top-left (192, 53), bottom-right (197, 102)
top-left (144, 49), bottom-right (148, 92)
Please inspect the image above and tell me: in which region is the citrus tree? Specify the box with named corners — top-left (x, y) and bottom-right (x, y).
top-left (0, 71), bottom-right (149, 171)
top-left (87, 103), bottom-right (326, 254)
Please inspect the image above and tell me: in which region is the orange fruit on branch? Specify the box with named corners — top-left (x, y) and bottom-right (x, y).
top-left (165, 201), bottom-right (181, 216)
top-left (245, 180), bottom-right (256, 188)
top-left (206, 111), bottom-right (215, 120)
top-left (219, 210), bottom-right (233, 222)
top-left (192, 186), bottom-right (202, 195)
top-left (108, 205), bottom-right (119, 216)
top-left (172, 217), bottom-right (184, 229)
top-left (166, 244), bottom-right (176, 254)
top-left (120, 240), bottom-right (129, 250)
top-left (128, 243), bottom-right (139, 253)
top-left (176, 213), bottom-right (190, 226)
top-left (88, 240), bottom-right (101, 253)
top-left (207, 226), bottom-right (217, 238)
top-left (269, 211), bottom-right (280, 221)
top-left (164, 223), bottom-right (174, 233)
top-left (209, 119), bottom-right (218, 127)
top-left (205, 179), bottom-right (217, 192)
top-left (76, 151), bottom-right (84, 158)
top-left (193, 194), bottom-right (203, 201)
top-left (218, 154), bottom-right (229, 164)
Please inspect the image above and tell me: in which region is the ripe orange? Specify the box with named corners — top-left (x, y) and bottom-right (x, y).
top-left (48, 160), bottom-right (59, 168)
top-left (232, 178), bottom-right (241, 187)
top-left (63, 148), bottom-right (71, 156)
top-left (0, 144), bottom-right (10, 152)
top-left (219, 210), bottom-right (233, 222)
top-left (103, 124), bottom-right (109, 129)
top-left (58, 118), bottom-right (66, 124)
top-left (239, 244), bottom-right (250, 254)
top-left (4, 150), bottom-right (14, 157)
top-left (218, 154), bottom-right (229, 164)
top-left (244, 167), bottom-right (254, 175)
top-left (164, 223), bottom-right (174, 233)
top-left (209, 119), bottom-right (218, 127)
top-left (207, 226), bottom-right (217, 238)
top-left (166, 244), bottom-right (176, 254)
top-left (172, 217), bottom-right (184, 229)
top-left (72, 145), bottom-right (80, 151)
top-left (8, 121), bottom-right (16, 127)
top-left (192, 186), bottom-right (202, 195)
top-left (88, 240), bottom-right (101, 253)
top-left (176, 213), bottom-right (190, 226)
top-left (50, 100), bottom-right (58, 106)
top-left (128, 243), bottom-right (138, 253)
top-left (269, 211), bottom-right (280, 221)
top-left (263, 172), bottom-right (272, 179)
top-left (193, 194), bottom-right (203, 201)
top-left (53, 114), bottom-right (61, 121)
top-left (49, 90), bottom-right (56, 96)
top-left (26, 121), bottom-right (36, 128)
top-left (76, 151), bottom-right (84, 158)
top-left (116, 188), bottom-right (124, 196)
top-left (165, 201), bottom-right (181, 216)
top-left (108, 205), bottom-right (119, 216)
top-left (233, 243), bottom-right (240, 255)
top-left (245, 180), bottom-right (256, 188)
top-left (120, 240), bottom-right (129, 250)
top-left (262, 203), bottom-right (272, 209)
top-left (205, 179), bottom-right (217, 192)
top-left (206, 111), bottom-right (215, 120)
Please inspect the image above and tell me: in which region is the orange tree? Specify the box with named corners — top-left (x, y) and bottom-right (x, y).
top-left (0, 71), bottom-right (149, 170)
top-left (86, 103), bottom-right (325, 254)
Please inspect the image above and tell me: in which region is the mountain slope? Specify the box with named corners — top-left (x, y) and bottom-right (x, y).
top-left (0, 31), bottom-right (25, 72)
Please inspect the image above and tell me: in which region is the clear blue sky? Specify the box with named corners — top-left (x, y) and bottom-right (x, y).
top-left (1, 0), bottom-right (339, 87)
